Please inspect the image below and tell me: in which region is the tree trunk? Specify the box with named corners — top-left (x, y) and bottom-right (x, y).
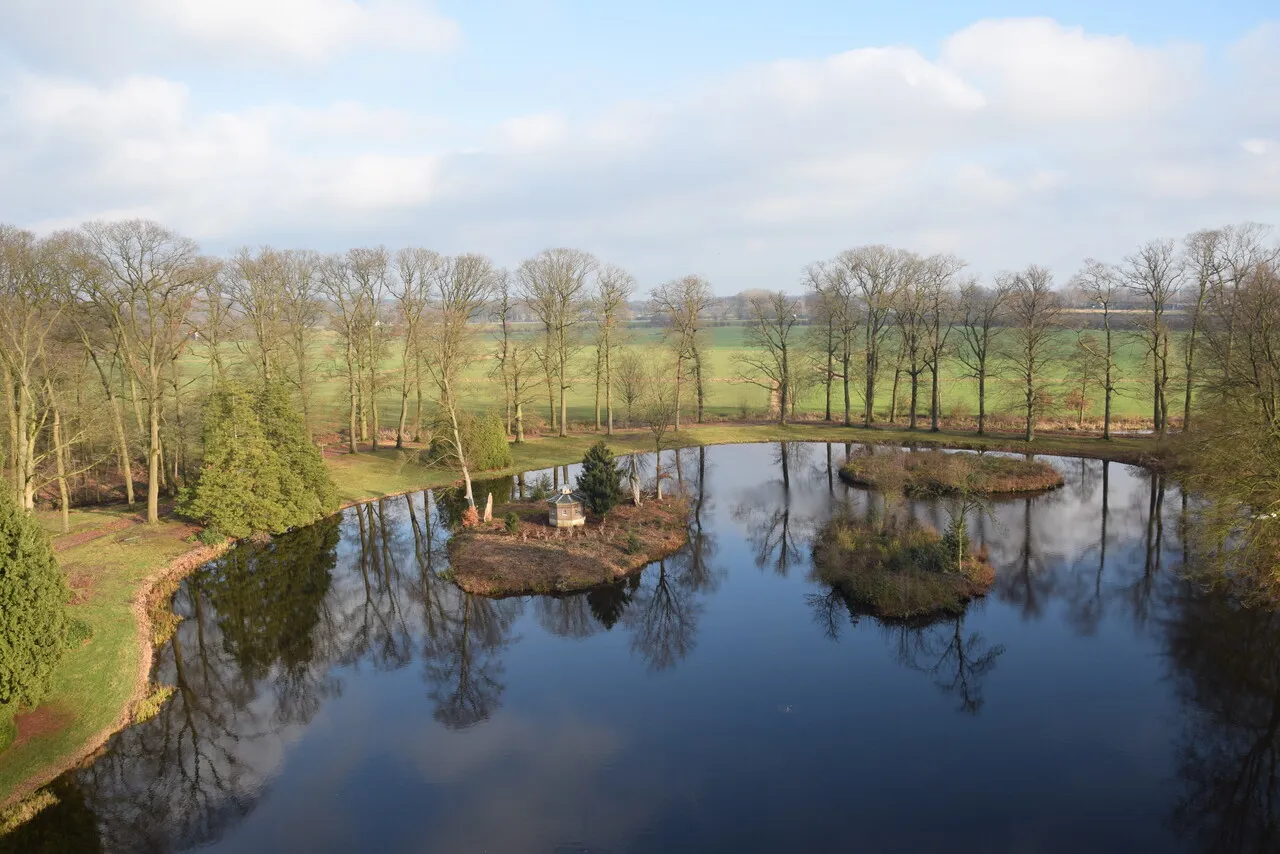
top-left (147, 394), bottom-right (162, 524)
top-left (674, 356), bottom-right (682, 432)
top-left (49, 384), bottom-right (70, 533)
top-left (593, 345), bottom-right (602, 432)
top-left (370, 360), bottom-right (380, 450)
top-left (930, 362), bottom-right (941, 432)
top-left (909, 372), bottom-right (919, 430)
top-left (694, 346), bottom-right (705, 425)
top-left (605, 339), bottom-right (614, 436)
top-left (977, 367), bottom-right (986, 436)
top-left (842, 346), bottom-right (852, 427)
top-left (824, 346), bottom-right (833, 421)
top-left (345, 343), bottom-right (359, 454)
top-left (1025, 378), bottom-right (1035, 443)
top-left (89, 351), bottom-right (134, 505)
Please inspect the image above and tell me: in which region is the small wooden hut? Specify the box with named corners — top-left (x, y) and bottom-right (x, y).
top-left (547, 486), bottom-right (585, 528)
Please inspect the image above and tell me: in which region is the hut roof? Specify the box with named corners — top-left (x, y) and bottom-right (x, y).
top-left (547, 486), bottom-right (582, 506)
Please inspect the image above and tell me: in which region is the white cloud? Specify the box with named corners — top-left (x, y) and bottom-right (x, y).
top-left (0, 0), bottom-right (458, 72)
top-left (2, 18), bottom-right (1278, 288)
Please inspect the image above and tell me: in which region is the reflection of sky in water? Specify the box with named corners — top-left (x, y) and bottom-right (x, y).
top-left (19, 442), bottom-right (1251, 854)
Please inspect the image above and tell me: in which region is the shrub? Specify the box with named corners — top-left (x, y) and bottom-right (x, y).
top-left (196, 527), bottom-right (225, 546)
top-left (624, 531), bottom-right (643, 555)
top-left (576, 441), bottom-right (624, 516)
top-left (66, 618), bottom-right (93, 647)
top-left (0, 484), bottom-right (70, 746)
top-left (529, 474), bottom-right (552, 501)
top-left (426, 411), bottom-right (513, 472)
top-left (461, 506), bottom-right (481, 528)
top-left (133, 683), bottom-right (176, 724)
top-left (504, 512), bottom-right (520, 535)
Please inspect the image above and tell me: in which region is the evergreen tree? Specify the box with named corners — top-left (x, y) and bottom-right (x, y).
top-left (256, 381), bottom-right (339, 519)
top-left (576, 441), bottom-right (624, 516)
top-left (0, 484), bottom-right (70, 750)
top-left (181, 383), bottom-right (293, 538)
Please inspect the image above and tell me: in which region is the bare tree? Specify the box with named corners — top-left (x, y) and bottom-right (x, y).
top-left (518, 248), bottom-right (597, 437)
top-left (319, 254), bottom-right (364, 454)
top-left (224, 247), bottom-right (288, 383)
top-left (650, 274), bottom-right (713, 429)
top-left (739, 291), bottom-right (802, 424)
top-left (0, 226), bottom-right (61, 509)
top-left (1004, 265), bottom-right (1062, 442)
top-left (891, 257), bottom-right (930, 429)
top-left (641, 378), bottom-right (680, 500)
top-left (595, 265), bottom-right (635, 435)
top-left (1181, 229), bottom-right (1223, 432)
top-left (839, 245), bottom-right (906, 426)
top-left (392, 247), bottom-right (444, 448)
top-left (280, 250), bottom-right (323, 440)
top-left (422, 254), bottom-right (497, 507)
top-left (1071, 259), bottom-right (1123, 439)
top-left (81, 220), bottom-right (209, 523)
top-left (805, 261), bottom-right (860, 425)
top-left (53, 231), bottom-right (137, 504)
top-left (350, 247), bottom-right (392, 450)
top-left (615, 348), bottom-right (647, 428)
top-left (955, 278), bottom-right (1010, 436)
top-left (920, 254), bottom-right (962, 433)
top-left (1121, 239), bottom-right (1182, 436)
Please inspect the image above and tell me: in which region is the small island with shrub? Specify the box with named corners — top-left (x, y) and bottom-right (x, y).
top-left (813, 512), bottom-right (996, 621)
top-left (839, 447), bottom-right (1064, 497)
top-left (447, 442), bottom-right (690, 596)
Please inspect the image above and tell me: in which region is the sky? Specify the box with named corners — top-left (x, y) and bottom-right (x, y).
top-left (1, 1), bottom-right (1277, 293)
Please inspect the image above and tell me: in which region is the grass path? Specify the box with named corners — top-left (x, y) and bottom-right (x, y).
top-left (0, 420), bottom-right (1160, 817)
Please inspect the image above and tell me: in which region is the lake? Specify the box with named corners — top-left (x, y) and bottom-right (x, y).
top-left (7, 441), bottom-right (1277, 853)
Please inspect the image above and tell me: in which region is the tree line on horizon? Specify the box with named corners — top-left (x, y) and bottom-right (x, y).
top-left (1, 218), bottom-right (1278, 532)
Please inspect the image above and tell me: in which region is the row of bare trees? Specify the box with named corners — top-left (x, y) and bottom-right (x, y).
top-left (4, 217), bottom-right (1277, 525)
top-left (738, 225), bottom-right (1279, 442)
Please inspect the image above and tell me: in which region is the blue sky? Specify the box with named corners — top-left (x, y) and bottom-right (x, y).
top-left (1, 1), bottom-right (1277, 292)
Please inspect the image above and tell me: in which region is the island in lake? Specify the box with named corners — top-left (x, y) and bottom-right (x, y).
top-left (839, 447), bottom-right (1064, 496)
top-left (812, 513), bottom-right (996, 621)
top-left (448, 489), bottom-right (690, 597)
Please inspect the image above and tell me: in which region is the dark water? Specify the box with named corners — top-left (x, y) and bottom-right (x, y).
top-left (7, 442), bottom-right (1279, 854)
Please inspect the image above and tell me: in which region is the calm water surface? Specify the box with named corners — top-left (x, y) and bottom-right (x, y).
top-left (8, 442), bottom-right (1278, 853)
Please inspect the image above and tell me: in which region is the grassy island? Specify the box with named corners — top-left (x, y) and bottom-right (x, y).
top-left (839, 447), bottom-right (1064, 496)
top-left (448, 497), bottom-right (690, 596)
top-left (812, 514), bottom-right (996, 620)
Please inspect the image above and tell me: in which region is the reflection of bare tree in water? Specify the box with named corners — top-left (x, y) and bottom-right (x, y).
top-left (342, 501), bottom-right (414, 671)
top-left (1063, 459), bottom-right (1111, 636)
top-left (1122, 469), bottom-right (1167, 628)
top-left (422, 593), bottom-right (522, 729)
top-left (732, 442), bottom-right (805, 576)
top-left (996, 498), bottom-right (1056, 619)
top-left (1165, 579), bottom-right (1280, 853)
top-left (897, 615), bottom-right (1005, 715)
top-left (624, 558), bottom-right (700, 671)
top-left (805, 584), bottom-right (1005, 715)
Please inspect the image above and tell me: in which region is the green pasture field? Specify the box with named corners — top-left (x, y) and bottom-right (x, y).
top-left (179, 325), bottom-right (1177, 437)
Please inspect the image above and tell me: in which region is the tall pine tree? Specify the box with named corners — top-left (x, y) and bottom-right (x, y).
top-left (0, 484), bottom-right (70, 750)
top-left (257, 381), bottom-right (338, 520)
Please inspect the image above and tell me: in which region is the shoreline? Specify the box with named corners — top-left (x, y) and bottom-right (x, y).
top-left (0, 422), bottom-right (1162, 819)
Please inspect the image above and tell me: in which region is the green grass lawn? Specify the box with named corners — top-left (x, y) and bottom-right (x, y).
top-left (0, 419), bottom-right (1158, 815)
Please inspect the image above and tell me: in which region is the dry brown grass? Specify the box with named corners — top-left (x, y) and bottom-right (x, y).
top-left (812, 516), bottom-right (995, 620)
top-left (448, 496), bottom-right (690, 596)
top-left (840, 447), bottom-right (1064, 496)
